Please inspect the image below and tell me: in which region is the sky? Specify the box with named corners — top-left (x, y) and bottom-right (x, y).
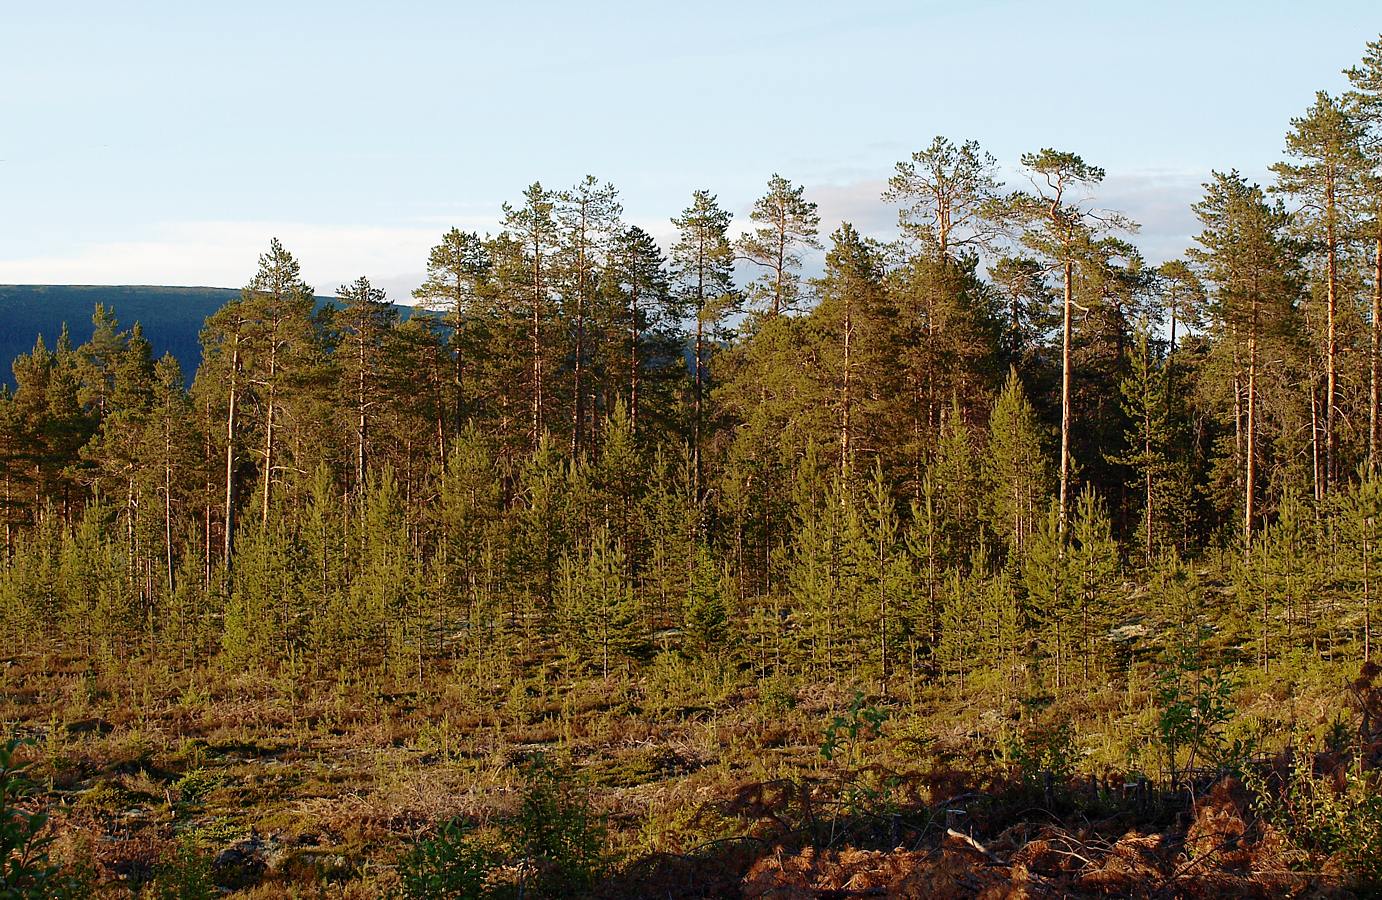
top-left (2, 0), bottom-right (1379, 301)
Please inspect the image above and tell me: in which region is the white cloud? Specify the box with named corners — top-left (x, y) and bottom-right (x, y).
top-left (0, 170), bottom-right (1223, 303)
top-left (0, 219), bottom-right (496, 303)
top-left (796, 168), bottom-right (1214, 265)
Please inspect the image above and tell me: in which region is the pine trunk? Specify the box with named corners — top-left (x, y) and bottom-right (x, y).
top-left (1245, 296), bottom-right (1258, 550)
top-left (1372, 234), bottom-right (1381, 472)
top-left (1059, 257), bottom-right (1073, 535)
top-left (224, 328), bottom-right (240, 564)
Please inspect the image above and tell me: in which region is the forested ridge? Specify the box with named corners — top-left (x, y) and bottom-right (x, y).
top-left (11, 36), bottom-right (1382, 900)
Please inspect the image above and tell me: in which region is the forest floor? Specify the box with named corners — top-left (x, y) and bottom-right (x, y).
top-left (0, 648), bottom-right (1369, 897)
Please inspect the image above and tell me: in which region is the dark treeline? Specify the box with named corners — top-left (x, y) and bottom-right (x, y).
top-left (8, 40), bottom-right (1382, 704)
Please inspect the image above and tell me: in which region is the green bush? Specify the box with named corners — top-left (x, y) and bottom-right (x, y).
top-left (504, 756), bottom-right (606, 898)
top-left (393, 755), bottom-right (605, 900)
top-left (1248, 758), bottom-right (1382, 887)
top-left (1, 737), bottom-right (89, 899)
top-left (146, 840), bottom-right (217, 900)
top-left (395, 821), bottom-right (496, 900)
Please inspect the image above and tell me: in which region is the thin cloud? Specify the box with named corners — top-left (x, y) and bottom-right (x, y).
top-left (0, 220), bottom-right (493, 303)
top-left (0, 171), bottom-right (1220, 302)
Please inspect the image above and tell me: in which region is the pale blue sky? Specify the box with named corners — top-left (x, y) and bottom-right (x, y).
top-left (2, 1), bottom-right (1378, 298)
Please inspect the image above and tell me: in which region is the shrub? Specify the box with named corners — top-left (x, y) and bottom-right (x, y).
top-left (395, 820), bottom-right (496, 900)
top-left (393, 755), bottom-right (606, 900)
top-left (1248, 757), bottom-right (1382, 887)
top-left (146, 840), bottom-right (217, 900)
top-left (1, 737), bottom-right (89, 899)
top-left (505, 755), bottom-right (606, 897)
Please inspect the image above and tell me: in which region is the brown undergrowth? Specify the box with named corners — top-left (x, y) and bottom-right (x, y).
top-left (3, 652), bottom-right (1380, 896)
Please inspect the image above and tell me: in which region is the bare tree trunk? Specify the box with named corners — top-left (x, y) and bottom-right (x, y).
top-left (841, 288), bottom-right (853, 483)
top-left (261, 338), bottom-right (277, 526)
top-left (224, 328), bottom-right (241, 565)
top-left (1059, 257), bottom-right (1073, 536)
top-left (1372, 233), bottom-right (1381, 473)
top-left (1245, 298), bottom-right (1259, 550)
top-left (629, 271), bottom-right (641, 435)
top-left (1326, 182), bottom-right (1338, 491)
top-left (531, 246), bottom-right (544, 449)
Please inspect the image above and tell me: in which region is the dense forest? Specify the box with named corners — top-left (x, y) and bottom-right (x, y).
top-left (11, 35), bottom-right (1382, 900)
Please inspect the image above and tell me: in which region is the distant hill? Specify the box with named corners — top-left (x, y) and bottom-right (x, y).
top-left (0, 285), bottom-right (419, 388)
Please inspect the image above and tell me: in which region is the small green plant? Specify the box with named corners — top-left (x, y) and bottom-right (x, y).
top-left (504, 755), bottom-right (605, 898)
top-left (1007, 717), bottom-right (1078, 789)
top-left (1247, 757), bottom-right (1382, 887)
top-left (395, 820), bottom-right (497, 900)
top-left (392, 756), bottom-right (605, 899)
top-left (1, 737), bottom-right (88, 898)
top-left (817, 691), bottom-right (896, 831)
top-left (173, 769), bottom-right (222, 806)
top-left (819, 691), bottom-right (888, 767)
top-left (1154, 626), bottom-right (1242, 785)
top-left (146, 839), bottom-right (217, 900)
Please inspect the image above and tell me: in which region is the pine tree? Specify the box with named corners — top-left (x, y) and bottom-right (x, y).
top-left (503, 183), bottom-right (560, 449)
top-left (1114, 319), bottom-right (1179, 561)
top-left (1156, 260), bottom-right (1207, 364)
top-left (884, 136), bottom-right (1003, 258)
top-left (412, 228), bottom-right (491, 439)
top-left (683, 543), bottom-right (730, 659)
top-left (140, 354), bottom-right (201, 597)
top-left (556, 177), bottom-right (622, 453)
top-left (860, 464), bottom-right (906, 694)
top-left (603, 226), bottom-right (676, 435)
top-left (983, 369), bottom-right (1050, 558)
top-left (1337, 472), bottom-right (1382, 660)
top-left (336, 275), bottom-right (398, 489)
top-left (1345, 39), bottom-right (1382, 471)
top-left (671, 190), bottom-right (736, 507)
top-left (1001, 150), bottom-right (1136, 533)
top-left (989, 254), bottom-right (1056, 364)
top-left (737, 174), bottom-right (822, 317)
top-left (1190, 171), bottom-right (1302, 545)
top-left (1272, 91), bottom-right (1367, 491)
top-left (812, 224), bottom-right (894, 481)
top-left (75, 304), bottom-right (128, 420)
top-left (558, 526), bottom-right (641, 680)
top-left (241, 239), bottom-right (318, 528)
top-left (1022, 504), bottom-right (1072, 690)
top-left (1068, 488), bottom-right (1118, 682)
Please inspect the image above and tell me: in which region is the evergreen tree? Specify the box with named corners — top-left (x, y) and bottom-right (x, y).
top-left (1001, 149), bottom-right (1136, 532)
top-left (812, 224), bottom-right (896, 480)
top-left (503, 183), bottom-right (560, 448)
top-left (412, 228), bottom-right (491, 439)
top-left (602, 226), bottom-right (677, 435)
top-left (558, 526), bottom-right (641, 679)
top-left (556, 176), bottom-right (622, 453)
top-left (1272, 91), bottom-right (1367, 491)
top-left (983, 369), bottom-right (1049, 558)
top-left (1190, 171), bottom-right (1303, 545)
top-left (1337, 471), bottom-right (1382, 660)
top-left (737, 174), bottom-right (822, 317)
top-left (336, 275), bottom-right (398, 489)
top-left (884, 135), bottom-right (1003, 257)
top-left (671, 190), bottom-right (736, 507)
top-left (1114, 319), bottom-right (1182, 561)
